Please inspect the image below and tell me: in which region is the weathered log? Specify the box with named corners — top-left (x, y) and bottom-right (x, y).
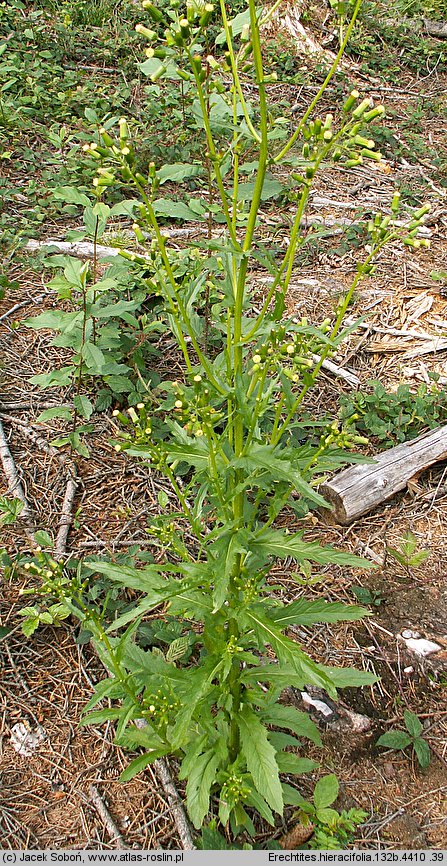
top-left (320, 425), bottom-right (447, 524)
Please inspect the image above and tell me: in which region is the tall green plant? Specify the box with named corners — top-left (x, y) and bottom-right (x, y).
top-left (31, 0), bottom-right (431, 840)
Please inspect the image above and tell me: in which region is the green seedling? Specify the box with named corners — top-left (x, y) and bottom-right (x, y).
top-left (377, 710), bottom-right (431, 768)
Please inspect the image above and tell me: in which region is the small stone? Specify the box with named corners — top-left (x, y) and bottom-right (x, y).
top-left (403, 666), bottom-right (414, 674)
top-left (404, 637), bottom-right (441, 657)
top-left (301, 691), bottom-right (333, 717)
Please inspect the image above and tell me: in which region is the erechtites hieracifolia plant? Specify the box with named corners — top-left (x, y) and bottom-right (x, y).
top-left (57, 0), bottom-right (431, 840)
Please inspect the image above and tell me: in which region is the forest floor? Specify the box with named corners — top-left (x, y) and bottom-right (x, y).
top-left (1, 1), bottom-right (447, 851)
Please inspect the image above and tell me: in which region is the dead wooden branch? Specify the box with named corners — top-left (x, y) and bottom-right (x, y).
top-left (153, 758), bottom-right (196, 850)
top-left (88, 784), bottom-right (128, 848)
top-left (311, 353), bottom-right (360, 387)
top-left (55, 465), bottom-right (78, 557)
top-left (320, 425), bottom-right (447, 524)
top-left (0, 418), bottom-right (36, 540)
top-left (26, 239), bottom-right (120, 258)
top-left (133, 720), bottom-right (195, 849)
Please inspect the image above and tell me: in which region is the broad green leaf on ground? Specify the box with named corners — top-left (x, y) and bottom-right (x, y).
top-left (236, 705), bottom-right (283, 814)
top-left (313, 774), bottom-right (339, 810)
top-left (404, 710), bottom-right (423, 737)
top-left (377, 731), bottom-right (413, 750)
top-left (156, 163), bottom-right (204, 184)
top-left (413, 738), bottom-right (431, 768)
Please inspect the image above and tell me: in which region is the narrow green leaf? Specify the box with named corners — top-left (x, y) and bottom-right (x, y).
top-left (120, 751), bottom-right (166, 782)
top-left (268, 598), bottom-right (368, 627)
top-left (237, 706), bottom-right (283, 814)
top-left (251, 527), bottom-right (372, 568)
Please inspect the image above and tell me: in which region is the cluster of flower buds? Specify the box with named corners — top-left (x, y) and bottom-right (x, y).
top-left (171, 374), bottom-right (223, 438)
top-left (220, 771), bottom-right (251, 807)
top-left (142, 687), bottom-right (181, 730)
top-left (320, 419), bottom-right (369, 450)
top-left (248, 319), bottom-right (333, 385)
top-left (366, 193), bottom-right (431, 250)
top-left (135, 0), bottom-right (216, 82)
top-left (22, 548), bottom-right (84, 597)
top-left (292, 91), bottom-right (386, 187)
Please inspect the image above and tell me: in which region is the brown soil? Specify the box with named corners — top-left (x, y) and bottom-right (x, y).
top-left (1, 14), bottom-right (447, 853)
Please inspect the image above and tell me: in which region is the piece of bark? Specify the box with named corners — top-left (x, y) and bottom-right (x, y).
top-left (423, 18), bottom-right (447, 38)
top-left (320, 425), bottom-right (447, 524)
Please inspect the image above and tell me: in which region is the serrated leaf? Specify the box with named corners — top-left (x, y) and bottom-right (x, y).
top-left (268, 598), bottom-right (368, 627)
top-left (237, 705), bottom-right (283, 814)
top-left (73, 394), bottom-right (93, 420)
top-left (377, 730), bottom-right (413, 750)
top-left (413, 737), bottom-right (431, 768)
top-left (21, 617), bottom-right (40, 637)
top-left (234, 445), bottom-right (327, 508)
top-left (281, 783), bottom-right (307, 806)
top-left (275, 753), bottom-right (318, 775)
top-left (251, 527), bottom-right (372, 568)
top-left (186, 748), bottom-right (219, 829)
top-left (36, 407), bottom-right (73, 422)
top-left (34, 530), bottom-right (53, 548)
top-left (261, 705), bottom-right (322, 746)
top-left (166, 636), bottom-right (190, 662)
top-left (313, 774), bottom-right (339, 810)
top-left (404, 710), bottom-right (422, 738)
top-left (0, 496), bottom-right (24, 524)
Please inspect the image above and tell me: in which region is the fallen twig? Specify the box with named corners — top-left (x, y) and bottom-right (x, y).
top-left (0, 417), bottom-right (36, 540)
top-left (153, 758), bottom-right (196, 850)
top-left (55, 465), bottom-right (78, 557)
top-left (133, 720), bottom-right (195, 849)
top-left (88, 784), bottom-right (128, 848)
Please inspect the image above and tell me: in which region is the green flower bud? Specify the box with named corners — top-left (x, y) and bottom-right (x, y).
top-left (361, 148), bottom-right (382, 161)
top-left (99, 127), bottom-right (114, 146)
top-left (150, 64), bottom-right (167, 82)
top-left (142, 2), bottom-right (164, 22)
top-left (179, 18), bottom-right (190, 38)
top-left (352, 97), bottom-right (372, 119)
top-left (342, 89), bottom-right (359, 112)
top-left (413, 203), bottom-right (430, 220)
top-left (199, 4), bottom-right (214, 26)
top-left (135, 23), bottom-right (156, 40)
top-left (391, 190), bottom-right (401, 214)
top-left (363, 105), bottom-right (385, 122)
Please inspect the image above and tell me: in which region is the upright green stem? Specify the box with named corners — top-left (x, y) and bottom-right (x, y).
top-left (274, 0), bottom-right (362, 163)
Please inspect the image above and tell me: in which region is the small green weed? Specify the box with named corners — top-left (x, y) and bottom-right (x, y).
top-left (377, 711), bottom-right (431, 768)
top-left (387, 531), bottom-right (430, 570)
top-left (293, 774), bottom-right (368, 849)
top-left (339, 379), bottom-right (447, 447)
top-left (351, 585), bottom-right (383, 607)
